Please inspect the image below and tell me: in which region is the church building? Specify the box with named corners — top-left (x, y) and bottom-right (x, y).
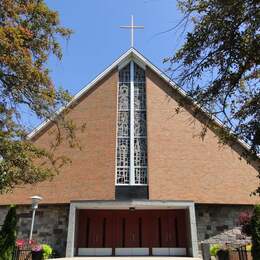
top-left (0, 48), bottom-right (259, 258)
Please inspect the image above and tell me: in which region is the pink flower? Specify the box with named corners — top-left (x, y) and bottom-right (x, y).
top-left (16, 240), bottom-right (25, 248)
top-left (31, 244), bottom-right (42, 252)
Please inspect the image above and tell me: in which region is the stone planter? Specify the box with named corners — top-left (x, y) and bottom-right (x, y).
top-left (31, 250), bottom-right (43, 260)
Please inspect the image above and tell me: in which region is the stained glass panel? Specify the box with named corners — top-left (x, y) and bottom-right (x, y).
top-left (118, 83), bottom-right (130, 111)
top-left (134, 138), bottom-right (147, 166)
top-left (134, 63), bottom-right (145, 82)
top-left (117, 168), bottom-right (130, 184)
top-left (118, 111), bottom-right (130, 137)
top-left (119, 63), bottom-right (130, 82)
top-left (117, 138), bottom-right (130, 167)
top-left (134, 111), bottom-right (146, 136)
top-left (134, 83), bottom-right (146, 110)
top-left (135, 168), bottom-right (147, 184)
top-left (116, 62), bottom-right (148, 185)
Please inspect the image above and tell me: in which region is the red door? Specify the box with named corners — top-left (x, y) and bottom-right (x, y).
top-left (88, 211), bottom-right (103, 248)
top-left (124, 213), bottom-right (140, 247)
top-left (76, 209), bottom-right (188, 254)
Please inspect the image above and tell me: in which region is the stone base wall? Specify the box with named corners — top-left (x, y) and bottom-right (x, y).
top-left (195, 204), bottom-right (253, 244)
top-left (0, 204), bottom-right (69, 257)
top-left (0, 203), bottom-right (253, 257)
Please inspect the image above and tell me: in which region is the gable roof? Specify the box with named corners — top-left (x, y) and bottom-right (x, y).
top-left (27, 48), bottom-right (251, 153)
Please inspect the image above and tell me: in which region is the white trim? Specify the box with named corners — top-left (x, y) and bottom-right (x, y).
top-left (130, 61), bottom-right (135, 185)
top-left (114, 79), bottom-right (120, 186)
top-left (27, 47), bottom-right (252, 155)
top-left (66, 203), bottom-right (76, 257)
top-left (188, 202), bottom-right (199, 257)
top-left (65, 200), bottom-right (199, 258)
top-left (28, 49), bottom-right (134, 139)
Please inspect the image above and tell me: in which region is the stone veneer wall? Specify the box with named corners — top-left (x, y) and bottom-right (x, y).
top-left (0, 203), bottom-right (254, 257)
top-left (0, 204), bottom-right (69, 257)
top-left (196, 204), bottom-right (253, 245)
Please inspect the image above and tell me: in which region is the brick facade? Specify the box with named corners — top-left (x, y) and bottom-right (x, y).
top-left (0, 50), bottom-right (259, 257)
top-left (146, 68), bottom-right (259, 204)
top-left (0, 70), bottom-right (118, 205)
top-left (0, 56), bottom-right (259, 205)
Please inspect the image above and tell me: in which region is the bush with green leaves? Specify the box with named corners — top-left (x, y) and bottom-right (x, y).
top-left (210, 244), bottom-right (221, 256)
top-left (42, 244), bottom-right (53, 259)
top-left (251, 205), bottom-right (260, 260)
top-left (0, 205), bottom-right (17, 260)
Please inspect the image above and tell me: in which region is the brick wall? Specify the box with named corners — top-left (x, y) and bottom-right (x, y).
top-left (146, 67), bottom-right (259, 204)
top-left (0, 70), bottom-right (118, 205)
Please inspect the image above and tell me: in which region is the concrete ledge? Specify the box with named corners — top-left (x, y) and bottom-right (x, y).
top-left (50, 256), bottom-right (202, 260)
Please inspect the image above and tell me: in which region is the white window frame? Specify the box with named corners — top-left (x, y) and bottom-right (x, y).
top-left (115, 60), bottom-right (148, 186)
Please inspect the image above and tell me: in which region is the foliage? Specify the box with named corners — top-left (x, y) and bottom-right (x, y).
top-left (246, 243), bottom-right (252, 252)
top-left (168, 0), bottom-right (260, 188)
top-left (239, 211), bottom-right (252, 235)
top-left (0, 205), bottom-right (17, 260)
top-left (0, 0), bottom-right (83, 193)
top-left (210, 243), bottom-right (221, 256)
top-left (42, 244), bottom-right (53, 259)
top-left (251, 205), bottom-right (260, 260)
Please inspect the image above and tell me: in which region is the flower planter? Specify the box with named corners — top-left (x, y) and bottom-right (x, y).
top-left (216, 249), bottom-right (229, 260)
top-left (31, 250), bottom-right (43, 260)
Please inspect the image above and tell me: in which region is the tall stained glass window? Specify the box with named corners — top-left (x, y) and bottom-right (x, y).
top-left (116, 62), bottom-right (147, 185)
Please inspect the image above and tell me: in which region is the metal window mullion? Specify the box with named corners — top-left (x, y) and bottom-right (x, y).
top-left (130, 61), bottom-right (135, 185)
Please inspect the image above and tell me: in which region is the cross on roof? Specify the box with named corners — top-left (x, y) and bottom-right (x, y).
top-left (120, 15), bottom-right (144, 48)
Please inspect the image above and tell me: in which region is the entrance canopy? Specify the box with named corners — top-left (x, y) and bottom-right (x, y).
top-left (66, 200), bottom-right (198, 257)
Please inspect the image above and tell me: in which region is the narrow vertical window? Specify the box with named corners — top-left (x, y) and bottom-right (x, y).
top-left (133, 63), bottom-right (147, 184)
top-left (116, 62), bottom-right (147, 185)
top-left (117, 64), bottom-right (130, 184)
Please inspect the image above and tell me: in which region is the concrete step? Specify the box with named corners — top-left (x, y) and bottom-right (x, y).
top-left (51, 258), bottom-right (202, 260)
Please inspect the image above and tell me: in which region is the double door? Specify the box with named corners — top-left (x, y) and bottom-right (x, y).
top-left (76, 209), bottom-right (188, 256)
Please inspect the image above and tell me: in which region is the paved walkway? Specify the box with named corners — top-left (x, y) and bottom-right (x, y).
top-left (50, 256), bottom-right (202, 260)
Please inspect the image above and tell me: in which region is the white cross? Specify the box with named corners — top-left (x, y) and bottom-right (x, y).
top-left (120, 15), bottom-right (144, 48)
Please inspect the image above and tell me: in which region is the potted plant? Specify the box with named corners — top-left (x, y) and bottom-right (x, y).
top-left (31, 244), bottom-right (43, 260)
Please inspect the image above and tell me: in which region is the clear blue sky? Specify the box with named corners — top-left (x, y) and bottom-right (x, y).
top-left (25, 0), bottom-right (187, 129)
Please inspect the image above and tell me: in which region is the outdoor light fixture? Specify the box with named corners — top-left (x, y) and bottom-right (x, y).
top-left (29, 195), bottom-right (43, 241)
top-left (129, 207), bottom-right (135, 212)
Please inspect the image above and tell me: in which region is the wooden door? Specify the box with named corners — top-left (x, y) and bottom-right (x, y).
top-left (124, 213), bottom-right (140, 247)
top-left (76, 209), bottom-right (188, 254)
top-left (88, 211), bottom-right (103, 248)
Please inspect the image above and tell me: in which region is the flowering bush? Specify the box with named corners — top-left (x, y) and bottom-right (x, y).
top-left (16, 239), bottom-right (25, 249)
top-left (31, 244), bottom-right (42, 252)
top-left (238, 211), bottom-right (252, 235)
top-left (15, 240), bottom-right (53, 258)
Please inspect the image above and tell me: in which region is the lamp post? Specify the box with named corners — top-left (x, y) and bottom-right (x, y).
top-left (29, 195), bottom-right (43, 242)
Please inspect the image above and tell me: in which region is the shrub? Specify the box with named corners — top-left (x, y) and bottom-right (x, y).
top-left (0, 205), bottom-right (17, 260)
top-left (42, 244), bottom-right (53, 259)
top-left (246, 243), bottom-right (252, 252)
top-left (239, 211), bottom-right (252, 235)
top-left (251, 205), bottom-right (260, 260)
top-left (210, 244), bottom-right (221, 256)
